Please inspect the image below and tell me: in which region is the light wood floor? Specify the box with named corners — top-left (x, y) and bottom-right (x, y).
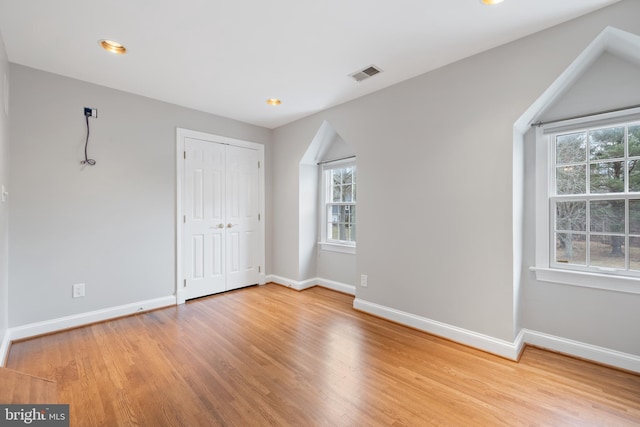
top-left (0, 367), bottom-right (57, 404)
top-left (6, 284), bottom-right (640, 426)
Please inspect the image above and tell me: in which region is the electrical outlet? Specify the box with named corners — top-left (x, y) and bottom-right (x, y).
top-left (72, 283), bottom-right (85, 298)
top-left (84, 107), bottom-right (98, 118)
top-left (360, 274), bottom-right (368, 287)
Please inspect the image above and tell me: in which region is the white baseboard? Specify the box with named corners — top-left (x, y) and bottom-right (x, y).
top-left (353, 298), bottom-right (522, 360)
top-left (353, 298), bottom-right (639, 372)
top-left (267, 275), bottom-right (313, 291)
top-left (522, 329), bottom-right (640, 373)
top-left (267, 275), bottom-right (356, 295)
top-left (0, 329), bottom-right (11, 367)
top-left (315, 278), bottom-right (356, 295)
top-left (8, 295), bottom-right (176, 342)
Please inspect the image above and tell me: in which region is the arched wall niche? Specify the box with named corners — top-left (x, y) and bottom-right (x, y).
top-left (298, 121), bottom-right (357, 289)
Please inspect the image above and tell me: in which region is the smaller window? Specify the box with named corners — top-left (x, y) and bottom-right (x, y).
top-left (321, 161), bottom-right (356, 249)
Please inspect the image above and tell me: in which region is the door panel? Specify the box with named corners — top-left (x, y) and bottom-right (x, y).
top-left (211, 233), bottom-right (223, 276)
top-left (192, 234), bottom-right (204, 279)
top-left (225, 145), bottom-right (260, 291)
top-left (183, 138), bottom-right (226, 299)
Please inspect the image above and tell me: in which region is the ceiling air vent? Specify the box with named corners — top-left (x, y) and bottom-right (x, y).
top-left (349, 65), bottom-right (383, 82)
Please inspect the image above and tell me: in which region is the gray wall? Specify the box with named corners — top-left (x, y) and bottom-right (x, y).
top-left (317, 250), bottom-right (356, 286)
top-left (0, 31), bottom-right (9, 346)
top-left (271, 0), bottom-right (640, 347)
top-left (299, 163), bottom-right (318, 279)
top-left (8, 65), bottom-right (271, 326)
top-left (539, 51), bottom-right (640, 123)
top-left (523, 51), bottom-right (640, 355)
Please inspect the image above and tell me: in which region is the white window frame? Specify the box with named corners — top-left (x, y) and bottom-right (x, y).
top-left (319, 159), bottom-right (356, 254)
top-left (531, 108), bottom-right (640, 295)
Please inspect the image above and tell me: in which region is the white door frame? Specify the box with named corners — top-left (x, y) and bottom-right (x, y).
top-left (176, 128), bottom-right (266, 304)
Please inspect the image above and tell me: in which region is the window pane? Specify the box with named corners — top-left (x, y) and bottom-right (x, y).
top-left (629, 237), bottom-right (640, 271)
top-left (590, 235), bottom-right (625, 269)
top-left (630, 200), bottom-right (640, 235)
top-left (330, 205), bottom-right (339, 221)
top-left (590, 200), bottom-right (625, 233)
top-left (343, 184), bottom-right (353, 202)
top-left (556, 165), bottom-right (586, 195)
top-left (340, 206), bottom-right (354, 224)
top-left (342, 168), bottom-right (353, 184)
top-left (332, 170), bottom-right (342, 185)
top-left (555, 233), bottom-right (585, 265)
top-left (629, 160), bottom-right (640, 192)
top-left (338, 224), bottom-right (350, 241)
top-left (590, 161), bottom-right (624, 193)
top-left (330, 222), bottom-right (338, 240)
top-left (629, 125), bottom-right (640, 157)
top-left (555, 201), bottom-right (586, 231)
top-left (589, 126), bottom-right (624, 160)
top-left (556, 132), bottom-right (586, 163)
top-left (332, 185), bottom-right (342, 202)
top-left (343, 205), bottom-right (352, 223)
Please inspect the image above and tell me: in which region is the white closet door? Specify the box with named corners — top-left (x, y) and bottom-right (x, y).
top-left (183, 138), bottom-right (260, 299)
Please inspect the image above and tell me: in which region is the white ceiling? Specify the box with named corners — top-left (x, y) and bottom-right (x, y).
top-left (0, 0), bottom-right (622, 129)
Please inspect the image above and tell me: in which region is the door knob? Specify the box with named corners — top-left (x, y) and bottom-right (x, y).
top-left (210, 224), bottom-right (224, 229)
top-left (227, 223), bottom-right (234, 228)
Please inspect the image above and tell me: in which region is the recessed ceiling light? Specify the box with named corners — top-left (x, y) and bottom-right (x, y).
top-left (482, 0), bottom-right (504, 4)
top-left (266, 98), bottom-right (282, 106)
top-left (99, 39), bottom-right (127, 55)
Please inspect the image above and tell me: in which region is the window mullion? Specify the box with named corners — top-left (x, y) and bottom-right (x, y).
top-left (585, 130), bottom-right (591, 268)
top-left (586, 129), bottom-right (591, 197)
top-left (625, 125), bottom-right (629, 193)
top-left (586, 199), bottom-right (591, 268)
top-left (550, 137), bottom-right (556, 267)
top-left (625, 125), bottom-right (630, 270)
top-left (626, 198), bottom-right (630, 270)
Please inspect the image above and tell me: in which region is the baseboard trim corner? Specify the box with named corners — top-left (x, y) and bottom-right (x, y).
top-left (513, 328), bottom-right (527, 361)
top-left (9, 295), bottom-right (176, 342)
top-left (267, 275), bottom-right (312, 291)
top-left (353, 298), bottom-right (521, 360)
top-left (267, 275), bottom-right (355, 295)
top-left (0, 329), bottom-right (11, 367)
top-left (521, 329), bottom-right (640, 373)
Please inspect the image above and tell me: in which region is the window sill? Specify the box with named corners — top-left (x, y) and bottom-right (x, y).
top-left (318, 242), bottom-right (356, 254)
top-left (530, 267), bottom-right (640, 295)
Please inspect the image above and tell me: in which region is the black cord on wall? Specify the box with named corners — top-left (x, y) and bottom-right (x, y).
top-left (81, 110), bottom-right (96, 166)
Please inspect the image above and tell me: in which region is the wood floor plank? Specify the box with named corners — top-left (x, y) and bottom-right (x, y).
top-left (0, 367), bottom-right (57, 404)
top-left (6, 284), bottom-right (640, 426)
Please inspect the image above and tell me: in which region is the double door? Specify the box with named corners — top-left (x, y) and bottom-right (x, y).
top-left (182, 137), bottom-right (261, 300)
